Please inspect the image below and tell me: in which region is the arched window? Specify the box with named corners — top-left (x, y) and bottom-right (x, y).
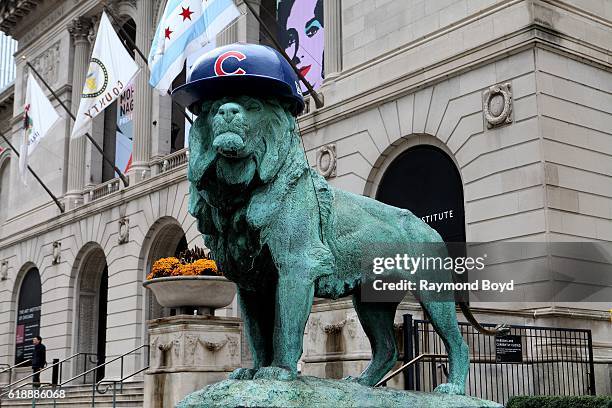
top-left (101, 18), bottom-right (136, 182)
top-left (376, 145), bottom-right (466, 242)
top-left (15, 268), bottom-right (42, 365)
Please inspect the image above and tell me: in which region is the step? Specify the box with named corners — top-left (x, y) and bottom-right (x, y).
top-left (0, 382), bottom-right (144, 407)
top-left (1, 394), bottom-right (144, 407)
top-left (1, 398), bottom-right (144, 407)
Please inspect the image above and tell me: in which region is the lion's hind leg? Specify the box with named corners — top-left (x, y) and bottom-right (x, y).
top-left (346, 292), bottom-right (399, 386)
top-left (421, 300), bottom-right (469, 395)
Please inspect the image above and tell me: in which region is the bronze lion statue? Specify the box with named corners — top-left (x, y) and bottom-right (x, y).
top-left (173, 43), bottom-right (507, 395)
top-left (186, 93), bottom-right (474, 394)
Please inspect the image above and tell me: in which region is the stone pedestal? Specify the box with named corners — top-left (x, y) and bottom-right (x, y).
top-left (143, 315), bottom-right (242, 408)
top-left (177, 376), bottom-right (502, 407)
top-left (302, 298), bottom-right (424, 389)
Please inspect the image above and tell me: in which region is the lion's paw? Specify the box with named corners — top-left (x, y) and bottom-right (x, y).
top-left (229, 368), bottom-right (257, 380)
top-left (253, 366), bottom-right (296, 381)
top-left (434, 382), bottom-right (465, 395)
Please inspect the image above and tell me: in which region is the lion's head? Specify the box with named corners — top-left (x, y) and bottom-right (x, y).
top-left (187, 95), bottom-right (308, 231)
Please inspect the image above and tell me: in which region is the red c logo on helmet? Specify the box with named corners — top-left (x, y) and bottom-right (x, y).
top-left (214, 51), bottom-right (247, 76)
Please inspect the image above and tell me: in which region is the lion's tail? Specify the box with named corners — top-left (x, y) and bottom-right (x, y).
top-left (458, 302), bottom-right (510, 335)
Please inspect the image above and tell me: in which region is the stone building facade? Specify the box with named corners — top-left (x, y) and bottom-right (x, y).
top-left (0, 0), bottom-right (611, 398)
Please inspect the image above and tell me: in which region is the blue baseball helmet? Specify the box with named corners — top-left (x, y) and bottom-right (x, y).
top-left (172, 43), bottom-right (305, 116)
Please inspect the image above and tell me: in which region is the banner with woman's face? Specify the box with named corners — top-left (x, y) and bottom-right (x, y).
top-left (277, 0), bottom-right (324, 93)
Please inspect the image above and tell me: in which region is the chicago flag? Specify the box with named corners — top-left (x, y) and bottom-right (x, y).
top-left (71, 12), bottom-right (139, 139)
top-left (19, 73), bottom-right (61, 185)
top-left (149, 0), bottom-right (240, 94)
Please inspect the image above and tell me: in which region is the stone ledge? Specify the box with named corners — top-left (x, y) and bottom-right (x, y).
top-left (177, 376), bottom-right (502, 408)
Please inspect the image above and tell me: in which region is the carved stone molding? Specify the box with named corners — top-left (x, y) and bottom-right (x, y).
top-left (26, 41), bottom-right (61, 87)
top-left (185, 334), bottom-right (199, 364)
top-left (150, 336), bottom-right (159, 358)
top-left (0, 260), bottom-right (8, 281)
top-left (0, 0), bottom-right (40, 34)
top-left (323, 319), bottom-right (346, 334)
top-left (118, 217), bottom-right (129, 244)
top-left (316, 144), bottom-right (337, 179)
top-left (172, 334), bottom-right (181, 357)
top-left (483, 83), bottom-right (513, 129)
top-left (227, 336), bottom-right (238, 357)
top-left (308, 317), bottom-right (321, 343)
top-left (67, 17), bottom-right (93, 43)
top-left (345, 317), bottom-right (358, 339)
top-left (52, 241), bottom-right (61, 265)
top-left (199, 336), bottom-right (229, 352)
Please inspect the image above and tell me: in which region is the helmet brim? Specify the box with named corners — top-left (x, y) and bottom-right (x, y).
top-left (171, 75), bottom-right (305, 116)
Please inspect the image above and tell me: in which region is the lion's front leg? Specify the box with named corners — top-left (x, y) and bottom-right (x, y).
top-left (252, 275), bottom-right (314, 381)
top-left (229, 288), bottom-right (275, 380)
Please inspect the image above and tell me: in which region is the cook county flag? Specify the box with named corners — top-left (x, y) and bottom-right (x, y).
top-left (71, 12), bottom-right (139, 139)
top-left (19, 73), bottom-right (61, 185)
top-left (148, 0), bottom-right (240, 94)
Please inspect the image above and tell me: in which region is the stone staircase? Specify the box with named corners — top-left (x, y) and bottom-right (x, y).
top-left (0, 381), bottom-right (144, 407)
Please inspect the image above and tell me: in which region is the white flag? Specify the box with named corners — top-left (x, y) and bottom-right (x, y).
top-left (149, 0), bottom-right (239, 94)
top-left (19, 73), bottom-right (61, 185)
top-left (71, 12), bottom-right (139, 139)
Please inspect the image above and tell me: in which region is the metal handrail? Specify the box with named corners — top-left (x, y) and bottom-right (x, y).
top-left (25, 345), bottom-right (148, 406)
top-left (59, 344), bottom-right (148, 386)
top-left (92, 365), bottom-right (149, 407)
top-left (375, 353), bottom-right (448, 387)
top-left (0, 359), bottom-right (30, 375)
top-left (0, 353), bottom-right (82, 397)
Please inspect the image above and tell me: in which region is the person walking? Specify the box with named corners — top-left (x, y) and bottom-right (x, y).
top-left (31, 335), bottom-right (46, 388)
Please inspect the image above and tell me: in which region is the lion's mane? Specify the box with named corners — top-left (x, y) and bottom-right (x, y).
top-left (187, 97), bottom-right (328, 282)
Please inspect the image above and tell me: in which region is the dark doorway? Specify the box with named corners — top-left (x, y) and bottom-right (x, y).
top-left (376, 145), bottom-right (466, 242)
top-left (15, 268), bottom-right (41, 365)
top-left (76, 246), bottom-right (108, 383)
top-left (95, 266), bottom-right (108, 381)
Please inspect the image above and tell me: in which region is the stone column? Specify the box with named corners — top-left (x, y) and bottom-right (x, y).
top-left (236, 0), bottom-right (260, 44)
top-left (65, 17), bottom-right (92, 208)
top-left (131, 0), bottom-right (154, 182)
top-left (323, 0), bottom-right (342, 80)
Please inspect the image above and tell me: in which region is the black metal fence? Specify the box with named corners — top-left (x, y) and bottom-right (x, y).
top-left (402, 314), bottom-right (596, 405)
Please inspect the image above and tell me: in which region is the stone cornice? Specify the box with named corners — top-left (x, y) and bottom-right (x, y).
top-left (299, 24), bottom-right (612, 135)
top-left (0, 0), bottom-right (41, 35)
top-left (0, 163), bottom-right (189, 249)
top-left (313, 300), bottom-right (611, 323)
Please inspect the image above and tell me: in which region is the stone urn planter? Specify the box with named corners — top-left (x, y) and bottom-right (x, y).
top-left (143, 275), bottom-right (236, 315)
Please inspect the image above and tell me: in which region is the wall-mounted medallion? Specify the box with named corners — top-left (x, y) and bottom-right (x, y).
top-left (483, 83), bottom-right (513, 129)
top-left (317, 144), bottom-right (337, 179)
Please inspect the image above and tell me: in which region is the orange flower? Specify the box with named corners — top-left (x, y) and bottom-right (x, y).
top-left (191, 259), bottom-right (219, 276)
top-left (147, 256), bottom-right (220, 280)
top-left (148, 257), bottom-right (181, 279)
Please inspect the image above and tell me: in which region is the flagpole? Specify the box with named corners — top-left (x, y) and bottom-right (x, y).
top-left (242, 0), bottom-right (324, 109)
top-left (0, 131), bottom-right (65, 213)
top-left (103, 5), bottom-right (194, 125)
top-left (24, 60), bottom-right (130, 188)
